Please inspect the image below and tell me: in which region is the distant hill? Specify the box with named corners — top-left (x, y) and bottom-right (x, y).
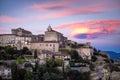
top-left (105, 51), bottom-right (120, 62)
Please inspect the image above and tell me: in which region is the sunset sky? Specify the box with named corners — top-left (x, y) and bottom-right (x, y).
top-left (0, 0), bottom-right (120, 52)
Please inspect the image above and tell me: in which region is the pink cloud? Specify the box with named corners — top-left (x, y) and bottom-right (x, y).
top-left (29, 0), bottom-right (77, 10)
top-left (0, 28), bottom-right (8, 33)
top-left (38, 0), bottom-right (120, 20)
top-left (55, 20), bottom-right (120, 39)
top-left (30, 3), bottom-right (65, 10)
top-left (0, 29), bottom-right (4, 32)
top-left (0, 16), bottom-right (23, 23)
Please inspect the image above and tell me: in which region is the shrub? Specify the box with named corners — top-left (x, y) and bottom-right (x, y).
top-left (91, 56), bottom-right (97, 62)
top-left (60, 48), bottom-right (69, 53)
top-left (104, 59), bottom-right (110, 63)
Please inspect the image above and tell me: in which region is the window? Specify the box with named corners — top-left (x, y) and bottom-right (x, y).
top-left (50, 44), bottom-right (52, 46)
top-left (53, 44), bottom-right (55, 47)
top-left (46, 44), bottom-right (48, 46)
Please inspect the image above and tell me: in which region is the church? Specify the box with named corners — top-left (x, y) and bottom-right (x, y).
top-left (0, 25), bottom-right (67, 52)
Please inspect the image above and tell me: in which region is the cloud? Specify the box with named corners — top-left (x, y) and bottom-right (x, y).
top-left (0, 28), bottom-right (8, 33)
top-left (29, 3), bottom-right (66, 10)
top-left (41, 8), bottom-right (101, 20)
top-left (55, 20), bottom-right (120, 39)
top-left (33, 0), bottom-right (120, 20)
top-left (0, 16), bottom-right (23, 23)
top-left (0, 29), bottom-right (4, 32)
top-left (29, 0), bottom-right (79, 10)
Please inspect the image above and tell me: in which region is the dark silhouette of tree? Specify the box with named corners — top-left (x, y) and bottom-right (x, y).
top-left (25, 71), bottom-right (34, 80)
top-left (34, 50), bottom-right (37, 59)
top-left (17, 69), bottom-right (26, 80)
top-left (11, 62), bottom-right (17, 80)
top-left (69, 50), bottom-right (80, 60)
top-left (22, 47), bottom-right (29, 55)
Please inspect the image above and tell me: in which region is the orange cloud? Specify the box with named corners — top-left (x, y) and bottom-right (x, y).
top-left (55, 20), bottom-right (120, 39)
top-left (0, 16), bottom-right (22, 23)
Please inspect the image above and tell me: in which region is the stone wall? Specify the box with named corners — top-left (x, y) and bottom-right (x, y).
top-left (30, 41), bottom-right (59, 52)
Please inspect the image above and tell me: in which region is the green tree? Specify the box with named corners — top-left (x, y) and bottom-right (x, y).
top-left (80, 72), bottom-right (91, 80)
top-left (26, 50), bottom-right (32, 55)
top-left (60, 48), bottom-right (69, 53)
top-left (0, 50), bottom-right (7, 60)
top-left (69, 50), bottom-right (80, 60)
top-left (43, 72), bottom-right (50, 80)
top-left (110, 64), bottom-right (120, 72)
top-left (25, 71), bottom-right (34, 80)
top-left (16, 56), bottom-right (25, 64)
top-left (50, 72), bottom-right (60, 80)
top-left (5, 45), bottom-right (14, 58)
top-left (17, 69), bottom-right (26, 80)
top-left (22, 47), bottom-right (29, 55)
top-left (67, 70), bottom-right (81, 80)
top-left (91, 55), bottom-right (97, 62)
top-left (11, 62), bottom-right (17, 80)
top-left (100, 54), bottom-right (108, 58)
top-left (34, 49), bottom-right (37, 59)
top-left (89, 63), bottom-right (95, 71)
top-left (104, 59), bottom-right (110, 63)
top-left (56, 58), bottom-right (63, 66)
top-left (0, 46), bottom-right (4, 50)
top-left (46, 58), bottom-right (55, 68)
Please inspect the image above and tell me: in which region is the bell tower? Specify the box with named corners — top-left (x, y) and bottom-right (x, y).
top-left (47, 24), bottom-right (52, 31)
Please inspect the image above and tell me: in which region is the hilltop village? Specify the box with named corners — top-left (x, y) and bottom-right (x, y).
top-left (0, 26), bottom-right (120, 80)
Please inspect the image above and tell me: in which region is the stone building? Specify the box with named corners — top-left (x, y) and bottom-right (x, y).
top-left (30, 41), bottom-right (59, 52)
top-left (0, 26), bottom-right (66, 51)
top-left (53, 53), bottom-right (71, 60)
top-left (77, 42), bottom-right (93, 60)
top-left (44, 25), bottom-right (67, 48)
top-left (12, 28), bottom-right (32, 37)
top-left (32, 34), bottom-right (44, 42)
top-left (0, 28), bottom-right (32, 49)
top-left (15, 36), bottom-right (31, 49)
top-left (0, 34), bottom-right (16, 47)
top-left (44, 25), bottom-right (62, 41)
top-left (38, 50), bottom-right (53, 60)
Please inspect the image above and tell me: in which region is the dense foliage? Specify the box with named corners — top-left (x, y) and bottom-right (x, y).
top-left (0, 46), bottom-right (32, 60)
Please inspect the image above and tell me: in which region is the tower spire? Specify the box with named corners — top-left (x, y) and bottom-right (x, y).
top-left (47, 24), bottom-right (52, 31)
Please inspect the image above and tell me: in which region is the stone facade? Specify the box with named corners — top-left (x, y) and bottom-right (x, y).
top-left (0, 28), bottom-right (32, 49)
top-left (0, 26), bottom-right (67, 51)
top-left (0, 34), bottom-right (31, 50)
top-left (77, 43), bottom-right (93, 60)
top-left (44, 26), bottom-right (63, 41)
top-left (0, 27), bottom-right (93, 60)
top-left (32, 34), bottom-right (44, 42)
top-left (0, 34), bottom-right (16, 47)
top-left (44, 25), bottom-right (67, 48)
top-left (38, 50), bottom-right (53, 60)
top-left (30, 41), bottom-right (59, 52)
top-left (77, 47), bottom-right (93, 60)
top-left (15, 36), bottom-right (31, 49)
top-left (12, 28), bottom-right (32, 37)
top-left (53, 53), bottom-right (71, 60)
